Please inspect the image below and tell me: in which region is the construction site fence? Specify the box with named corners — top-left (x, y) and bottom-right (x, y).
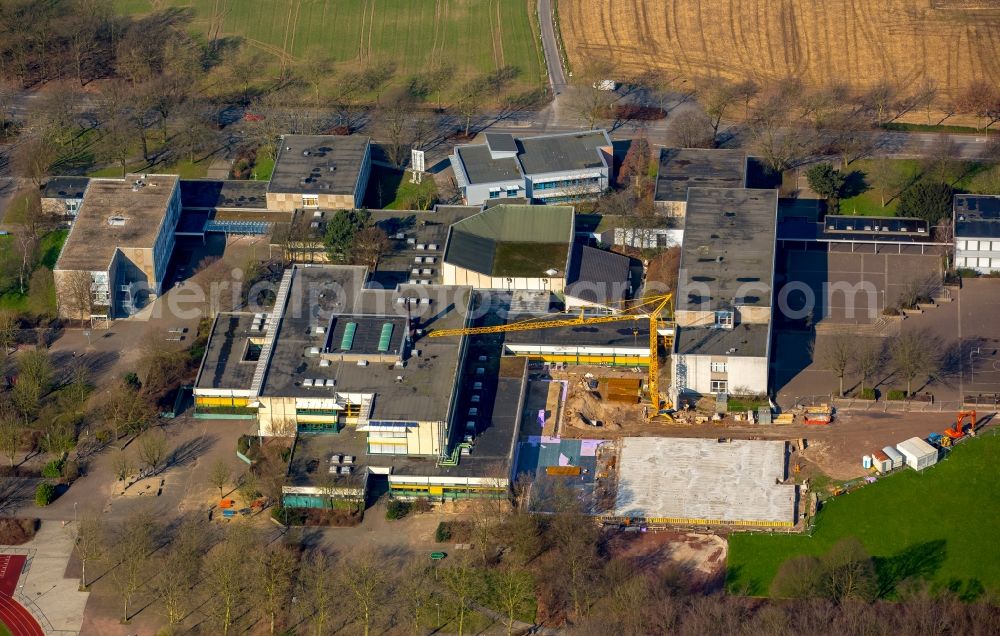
top-left (594, 515), bottom-right (795, 530)
top-left (792, 395), bottom-right (999, 413)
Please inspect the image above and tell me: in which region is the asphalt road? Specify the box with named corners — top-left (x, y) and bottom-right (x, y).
top-left (538, 0), bottom-right (567, 94)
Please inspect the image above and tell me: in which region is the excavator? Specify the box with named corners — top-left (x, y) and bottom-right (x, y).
top-left (429, 293), bottom-right (675, 420)
top-left (944, 410), bottom-right (977, 440)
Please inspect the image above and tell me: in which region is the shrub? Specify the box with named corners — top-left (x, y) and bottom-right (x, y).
top-left (35, 482), bottom-right (56, 506)
top-left (856, 388), bottom-right (876, 400)
top-left (271, 506), bottom-right (305, 526)
top-left (412, 497), bottom-right (433, 514)
top-left (95, 430), bottom-right (112, 444)
top-left (41, 458), bottom-right (64, 479)
top-left (886, 389), bottom-right (907, 401)
top-left (435, 521), bottom-right (452, 543)
top-left (882, 306), bottom-right (901, 316)
top-left (0, 518), bottom-right (38, 544)
top-left (61, 460), bottom-right (80, 483)
top-left (386, 499), bottom-right (411, 520)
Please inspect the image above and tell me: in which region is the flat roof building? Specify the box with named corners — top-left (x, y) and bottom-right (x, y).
top-left (266, 135), bottom-right (372, 211)
top-left (450, 130), bottom-right (612, 205)
top-left (671, 187), bottom-right (778, 404)
top-left (954, 194), bottom-right (1000, 274)
top-left (40, 176), bottom-right (89, 218)
top-left (54, 174), bottom-right (182, 319)
top-left (654, 148), bottom-right (746, 216)
top-left (564, 243), bottom-right (632, 311)
top-left (192, 264), bottom-right (527, 504)
top-left (443, 204), bottom-right (575, 290)
top-left (614, 437), bottom-right (796, 527)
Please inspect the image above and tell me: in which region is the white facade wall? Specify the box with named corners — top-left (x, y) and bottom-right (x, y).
top-left (612, 227), bottom-right (684, 249)
top-left (955, 237), bottom-right (1000, 273)
top-left (672, 354), bottom-right (768, 398)
top-left (441, 262), bottom-right (566, 292)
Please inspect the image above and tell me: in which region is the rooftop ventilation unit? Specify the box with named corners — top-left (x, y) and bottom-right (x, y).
top-left (303, 378), bottom-right (315, 387)
top-left (319, 359), bottom-right (331, 367)
top-left (306, 347), bottom-right (321, 357)
top-left (356, 359), bottom-right (368, 367)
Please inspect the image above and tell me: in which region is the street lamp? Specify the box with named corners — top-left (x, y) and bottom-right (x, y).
top-left (83, 330), bottom-right (91, 347)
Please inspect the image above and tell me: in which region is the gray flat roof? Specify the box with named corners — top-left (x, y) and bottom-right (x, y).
top-left (517, 130), bottom-right (610, 175)
top-left (194, 313), bottom-right (261, 390)
top-left (56, 174), bottom-right (179, 272)
top-left (267, 135), bottom-right (369, 195)
top-left (674, 323), bottom-right (770, 357)
top-left (565, 244), bottom-right (631, 305)
top-left (456, 144), bottom-right (522, 184)
top-left (262, 267), bottom-right (473, 423)
top-left (41, 176), bottom-right (89, 199)
top-left (614, 437), bottom-right (796, 524)
top-left (676, 188), bottom-right (778, 313)
top-left (505, 322), bottom-right (650, 348)
top-left (485, 133), bottom-right (518, 153)
top-left (288, 359), bottom-right (525, 482)
top-left (655, 148), bottom-right (746, 202)
top-left (955, 194), bottom-right (1000, 239)
top-left (180, 179), bottom-right (268, 209)
top-left (368, 206), bottom-right (481, 288)
top-left (325, 315), bottom-right (407, 356)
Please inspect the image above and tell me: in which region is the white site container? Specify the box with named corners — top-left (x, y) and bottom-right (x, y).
top-left (882, 446), bottom-right (904, 470)
top-left (896, 437), bottom-right (938, 471)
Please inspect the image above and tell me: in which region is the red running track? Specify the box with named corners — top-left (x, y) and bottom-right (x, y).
top-left (0, 556), bottom-right (43, 636)
top-left (0, 595), bottom-right (43, 636)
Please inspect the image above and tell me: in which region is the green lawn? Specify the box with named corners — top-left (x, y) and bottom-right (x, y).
top-left (253, 156), bottom-right (276, 181)
top-left (116, 0), bottom-right (545, 95)
top-left (38, 229), bottom-right (69, 269)
top-left (839, 158), bottom-right (986, 217)
top-left (727, 432), bottom-right (1000, 599)
top-left (363, 166), bottom-right (438, 210)
top-left (0, 620), bottom-right (12, 636)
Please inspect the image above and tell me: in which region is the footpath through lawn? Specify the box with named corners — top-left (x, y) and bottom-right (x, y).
top-left (727, 430), bottom-right (1000, 599)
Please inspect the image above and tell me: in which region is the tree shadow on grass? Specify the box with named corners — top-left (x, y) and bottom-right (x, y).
top-left (841, 170), bottom-right (869, 199)
top-left (874, 539), bottom-right (946, 598)
top-left (945, 577), bottom-right (985, 602)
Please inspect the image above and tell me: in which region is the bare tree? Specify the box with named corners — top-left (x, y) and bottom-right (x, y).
top-left (73, 512), bottom-right (105, 590)
top-left (153, 517), bottom-right (206, 629)
top-left (60, 270), bottom-right (94, 320)
top-left (297, 47), bottom-right (335, 107)
top-left (393, 559), bottom-right (434, 635)
top-left (350, 226), bottom-right (392, 270)
top-left (890, 330), bottom-right (940, 396)
top-left (667, 107), bottom-right (714, 149)
top-left (360, 61), bottom-right (397, 106)
top-left (254, 544), bottom-right (297, 635)
top-left (0, 310), bottom-right (16, 355)
top-left (495, 564), bottom-right (533, 636)
top-left (109, 511), bottom-right (156, 623)
top-left (771, 554), bottom-right (824, 598)
top-left (855, 339), bottom-right (884, 396)
top-left (112, 448), bottom-right (137, 488)
top-left (821, 537), bottom-right (878, 601)
top-left (816, 335), bottom-right (855, 397)
top-left (203, 524), bottom-right (253, 635)
top-left (0, 414), bottom-right (21, 467)
top-left (237, 469), bottom-right (259, 509)
top-left (300, 550), bottom-right (339, 636)
top-left (955, 81), bottom-right (1000, 134)
top-left (456, 75), bottom-right (491, 137)
top-left (209, 458), bottom-right (231, 499)
top-left (137, 428), bottom-right (168, 477)
top-left (103, 382), bottom-right (155, 441)
top-left (698, 79), bottom-right (739, 143)
top-left (439, 553), bottom-right (478, 636)
top-left (341, 548), bottom-right (388, 636)
top-left (868, 157), bottom-right (908, 208)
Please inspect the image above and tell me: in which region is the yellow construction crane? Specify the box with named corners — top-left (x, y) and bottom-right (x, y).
top-left (428, 293), bottom-right (674, 410)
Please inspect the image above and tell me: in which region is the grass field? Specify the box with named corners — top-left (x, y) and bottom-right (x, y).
top-left (560, 1), bottom-right (1000, 97)
top-left (727, 432), bottom-right (1000, 599)
top-left (116, 0), bottom-right (545, 94)
top-left (839, 158), bottom-right (985, 216)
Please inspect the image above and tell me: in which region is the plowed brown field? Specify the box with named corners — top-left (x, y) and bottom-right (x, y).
top-left (560, 0), bottom-right (1000, 96)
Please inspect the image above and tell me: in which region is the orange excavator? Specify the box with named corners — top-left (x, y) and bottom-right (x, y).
top-left (944, 410), bottom-right (977, 440)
